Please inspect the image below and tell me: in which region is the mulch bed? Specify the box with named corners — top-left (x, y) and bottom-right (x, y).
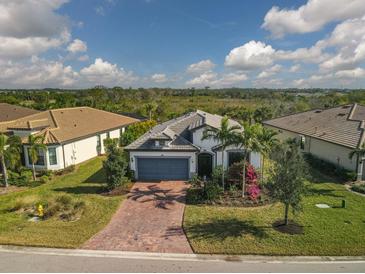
top-left (101, 182), bottom-right (134, 196)
top-left (272, 220), bottom-right (304, 235)
top-left (0, 186), bottom-right (26, 195)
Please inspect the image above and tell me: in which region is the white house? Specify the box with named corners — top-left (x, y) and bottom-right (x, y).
top-left (0, 105), bottom-right (140, 171)
top-left (125, 110), bottom-right (260, 181)
top-left (263, 104), bottom-right (365, 180)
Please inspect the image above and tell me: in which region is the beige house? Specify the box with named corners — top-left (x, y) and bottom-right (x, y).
top-left (263, 104), bottom-right (365, 180)
top-left (0, 104), bottom-right (139, 171)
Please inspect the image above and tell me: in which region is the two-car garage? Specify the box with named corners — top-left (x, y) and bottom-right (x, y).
top-left (136, 157), bottom-right (190, 181)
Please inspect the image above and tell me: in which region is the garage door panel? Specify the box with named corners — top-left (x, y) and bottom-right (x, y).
top-left (137, 158), bottom-right (189, 181)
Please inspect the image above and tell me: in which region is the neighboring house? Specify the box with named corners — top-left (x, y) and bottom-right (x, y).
top-left (125, 110), bottom-right (260, 181)
top-left (263, 103), bottom-right (365, 180)
top-left (0, 105), bottom-right (139, 171)
top-left (0, 103), bottom-right (40, 124)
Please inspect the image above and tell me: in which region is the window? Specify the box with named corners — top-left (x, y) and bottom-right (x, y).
top-left (28, 148), bottom-right (45, 166)
top-left (228, 151), bottom-right (246, 167)
top-left (106, 132), bottom-right (110, 138)
top-left (48, 147), bottom-right (57, 165)
top-left (300, 135), bottom-right (306, 150)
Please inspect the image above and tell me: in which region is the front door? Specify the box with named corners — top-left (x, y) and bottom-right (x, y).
top-left (198, 153), bottom-right (213, 178)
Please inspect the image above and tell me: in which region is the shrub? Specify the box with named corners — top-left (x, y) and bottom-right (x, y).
top-left (103, 143), bottom-right (129, 190)
top-left (204, 182), bottom-right (223, 201)
top-left (188, 174), bottom-right (201, 188)
top-left (304, 153), bottom-right (356, 182)
top-left (39, 175), bottom-right (50, 184)
top-left (212, 166), bottom-right (224, 186)
top-left (54, 165), bottom-right (75, 176)
top-left (351, 184), bottom-right (365, 194)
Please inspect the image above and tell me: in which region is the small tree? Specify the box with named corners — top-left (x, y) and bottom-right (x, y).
top-left (234, 123), bottom-right (262, 197)
top-left (103, 142), bottom-right (128, 190)
top-left (269, 141), bottom-right (308, 226)
top-left (349, 143), bottom-right (365, 180)
top-left (202, 116), bottom-right (241, 190)
top-left (0, 134), bottom-right (22, 187)
top-left (144, 102), bottom-right (158, 121)
top-left (257, 127), bottom-right (278, 182)
top-left (27, 135), bottom-right (47, 181)
top-left (120, 120), bottom-right (157, 146)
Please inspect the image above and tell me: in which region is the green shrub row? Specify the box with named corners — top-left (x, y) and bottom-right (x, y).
top-left (304, 153), bottom-right (357, 182)
top-left (351, 184), bottom-right (365, 194)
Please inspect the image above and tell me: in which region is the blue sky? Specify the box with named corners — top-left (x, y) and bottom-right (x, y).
top-left (1, 0), bottom-right (365, 88)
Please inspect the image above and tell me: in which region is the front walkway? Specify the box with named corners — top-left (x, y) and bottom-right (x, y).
top-left (83, 181), bottom-right (193, 253)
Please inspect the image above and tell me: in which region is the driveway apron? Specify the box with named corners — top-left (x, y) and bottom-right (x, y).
top-left (83, 181), bottom-right (193, 253)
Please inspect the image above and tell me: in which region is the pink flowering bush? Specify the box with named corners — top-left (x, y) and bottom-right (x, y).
top-left (247, 183), bottom-right (261, 200)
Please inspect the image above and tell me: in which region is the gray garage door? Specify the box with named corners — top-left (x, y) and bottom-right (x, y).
top-left (137, 157), bottom-right (189, 181)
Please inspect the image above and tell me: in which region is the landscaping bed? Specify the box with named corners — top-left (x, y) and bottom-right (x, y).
top-left (184, 172), bottom-right (365, 256)
top-left (0, 157), bottom-right (125, 248)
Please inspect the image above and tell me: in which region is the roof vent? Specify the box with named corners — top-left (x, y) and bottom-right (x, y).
top-left (74, 124), bottom-right (77, 127)
top-left (314, 110), bottom-right (322, 113)
top-left (338, 113), bottom-right (346, 117)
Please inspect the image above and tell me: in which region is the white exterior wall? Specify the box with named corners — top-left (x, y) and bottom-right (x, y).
top-left (265, 125), bottom-right (356, 171)
top-left (63, 135), bottom-right (99, 167)
top-left (129, 151), bottom-right (197, 179)
top-left (23, 127), bottom-right (125, 171)
top-left (192, 127), bottom-right (219, 150)
top-left (109, 128), bottom-right (120, 139)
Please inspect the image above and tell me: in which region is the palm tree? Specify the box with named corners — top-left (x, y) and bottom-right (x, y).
top-left (0, 134), bottom-right (22, 188)
top-left (349, 143), bottom-right (365, 180)
top-left (234, 123), bottom-right (262, 197)
top-left (202, 116), bottom-right (241, 190)
top-left (144, 102), bottom-right (158, 120)
top-left (257, 127), bottom-right (278, 182)
top-left (28, 135), bottom-right (46, 181)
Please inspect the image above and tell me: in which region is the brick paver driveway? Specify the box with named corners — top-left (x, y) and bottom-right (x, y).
top-left (83, 181), bottom-right (193, 253)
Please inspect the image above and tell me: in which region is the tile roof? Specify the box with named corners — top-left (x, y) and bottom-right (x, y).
top-left (125, 110), bottom-right (241, 151)
top-left (0, 103), bottom-right (40, 123)
top-left (263, 103), bottom-right (365, 149)
top-left (1, 106), bottom-right (140, 144)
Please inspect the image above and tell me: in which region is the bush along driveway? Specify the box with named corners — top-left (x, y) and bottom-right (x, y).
top-left (0, 157), bottom-right (124, 248)
top-left (183, 171), bottom-right (365, 256)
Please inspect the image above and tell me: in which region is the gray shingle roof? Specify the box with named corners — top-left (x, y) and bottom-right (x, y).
top-left (263, 104), bottom-right (365, 149)
top-left (125, 110), bottom-right (240, 151)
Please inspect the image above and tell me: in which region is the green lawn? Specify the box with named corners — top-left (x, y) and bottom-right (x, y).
top-left (184, 171), bottom-right (365, 256)
top-left (0, 157), bottom-right (123, 248)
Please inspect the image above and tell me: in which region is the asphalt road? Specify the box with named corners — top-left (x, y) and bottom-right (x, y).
top-left (0, 249), bottom-right (365, 273)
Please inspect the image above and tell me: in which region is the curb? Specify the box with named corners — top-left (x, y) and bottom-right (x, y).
top-left (0, 245), bottom-right (365, 263)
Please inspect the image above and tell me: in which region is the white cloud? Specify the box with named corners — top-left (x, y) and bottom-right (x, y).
top-left (257, 64), bottom-right (282, 79)
top-left (67, 39), bottom-right (87, 53)
top-left (262, 0), bottom-right (365, 38)
top-left (95, 6), bottom-right (105, 16)
top-left (335, 68), bottom-right (365, 78)
top-left (0, 0), bottom-right (71, 59)
top-left (0, 30), bottom-right (70, 59)
top-left (319, 17), bottom-right (365, 71)
top-left (186, 72), bottom-right (217, 86)
top-left (80, 58), bottom-right (137, 86)
top-left (0, 0), bottom-right (69, 38)
top-left (0, 57), bottom-right (78, 88)
top-left (186, 59), bottom-right (216, 74)
top-left (78, 55), bottom-right (89, 62)
top-left (225, 41), bottom-right (275, 70)
top-left (186, 72), bottom-right (247, 87)
top-left (289, 64), bottom-right (301, 72)
top-left (151, 73), bottom-right (167, 83)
